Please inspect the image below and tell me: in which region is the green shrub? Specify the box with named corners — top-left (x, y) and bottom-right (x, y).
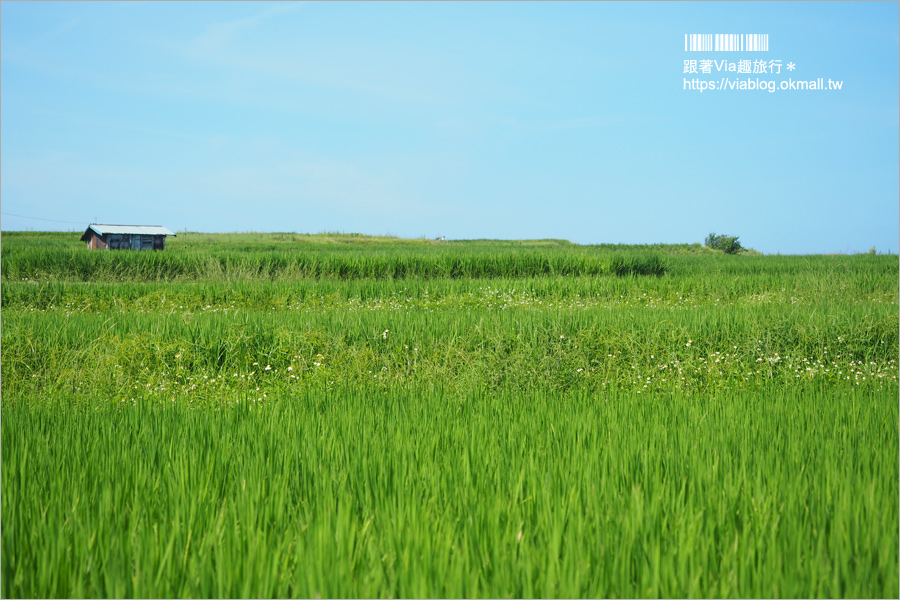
top-left (705, 232), bottom-right (743, 254)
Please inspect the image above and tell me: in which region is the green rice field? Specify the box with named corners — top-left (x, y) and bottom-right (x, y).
top-left (2, 231), bottom-right (898, 598)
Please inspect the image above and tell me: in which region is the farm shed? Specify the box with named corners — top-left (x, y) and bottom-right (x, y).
top-left (81, 224), bottom-right (176, 251)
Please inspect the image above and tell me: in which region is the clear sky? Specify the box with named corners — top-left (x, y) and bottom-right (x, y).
top-left (2, 1), bottom-right (897, 254)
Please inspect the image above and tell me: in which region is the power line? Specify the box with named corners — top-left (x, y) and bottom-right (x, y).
top-left (1, 211), bottom-right (86, 226)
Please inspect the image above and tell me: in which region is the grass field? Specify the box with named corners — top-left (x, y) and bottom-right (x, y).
top-left (2, 231), bottom-right (898, 598)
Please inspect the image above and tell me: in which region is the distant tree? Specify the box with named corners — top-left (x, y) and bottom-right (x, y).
top-left (705, 232), bottom-right (743, 255)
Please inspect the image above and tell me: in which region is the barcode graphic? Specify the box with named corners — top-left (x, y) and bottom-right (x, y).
top-left (684, 34), bottom-right (769, 51)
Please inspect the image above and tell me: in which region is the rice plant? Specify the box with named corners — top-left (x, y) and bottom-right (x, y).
top-left (1, 231), bottom-right (897, 598)
top-left (3, 387), bottom-right (896, 598)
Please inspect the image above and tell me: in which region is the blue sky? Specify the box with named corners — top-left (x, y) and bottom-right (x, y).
top-left (2, 1), bottom-right (897, 254)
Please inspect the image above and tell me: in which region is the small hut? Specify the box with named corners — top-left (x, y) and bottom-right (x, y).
top-left (81, 224), bottom-right (175, 251)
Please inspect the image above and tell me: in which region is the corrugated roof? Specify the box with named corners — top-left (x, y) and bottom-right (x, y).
top-left (82, 224), bottom-right (176, 240)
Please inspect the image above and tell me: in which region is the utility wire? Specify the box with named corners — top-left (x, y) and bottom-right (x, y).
top-left (1, 211), bottom-right (87, 226)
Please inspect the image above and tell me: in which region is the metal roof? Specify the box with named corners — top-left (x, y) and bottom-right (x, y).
top-left (81, 224), bottom-right (176, 241)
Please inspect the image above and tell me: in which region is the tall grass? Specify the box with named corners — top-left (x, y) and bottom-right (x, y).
top-left (1, 232), bottom-right (671, 281)
top-left (1, 248), bottom-right (669, 281)
top-left (3, 387), bottom-right (896, 598)
top-left (2, 231), bottom-right (897, 598)
top-left (3, 257), bottom-right (896, 313)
